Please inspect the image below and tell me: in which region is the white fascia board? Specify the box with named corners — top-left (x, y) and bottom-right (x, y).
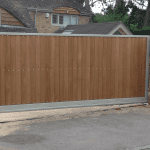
top-left (108, 23), bottom-right (133, 35)
top-left (0, 32), bottom-right (149, 38)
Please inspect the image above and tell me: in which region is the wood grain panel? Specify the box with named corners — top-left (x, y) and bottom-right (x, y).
top-left (130, 38), bottom-right (136, 97)
top-left (0, 7), bottom-right (24, 27)
top-left (102, 37), bottom-right (107, 99)
top-left (138, 38), bottom-right (147, 97)
top-left (26, 36), bottom-right (31, 104)
top-left (21, 36), bottom-right (26, 104)
top-left (110, 37), bottom-right (116, 99)
top-left (106, 37), bottom-right (112, 99)
top-left (77, 37), bottom-right (82, 100)
top-left (136, 38), bottom-right (145, 97)
top-left (133, 38), bottom-right (139, 97)
top-left (73, 36), bottom-right (78, 101)
top-left (5, 35), bottom-right (11, 105)
top-left (118, 37), bottom-right (123, 98)
top-left (85, 37), bottom-right (90, 100)
top-left (30, 36), bottom-right (36, 104)
top-left (53, 7), bottom-right (80, 15)
top-left (35, 36), bottom-right (41, 103)
top-left (64, 37), bottom-right (69, 101)
top-left (59, 37), bottom-right (65, 102)
top-left (136, 38), bottom-right (143, 97)
top-left (50, 36), bottom-right (55, 102)
top-left (90, 37), bottom-right (95, 100)
top-left (54, 36), bottom-right (60, 102)
top-left (122, 37), bottom-right (128, 98)
top-left (0, 35), bottom-right (148, 106)
top-left (114, 37), bottom-right (119, 98)
top-left (98, 37), bottom-right (103, 99)
top-left (68, 37), bottom-right (73, 101)
top-left (81, 37), bottom-right (86, 100)
top-left (10, 36), bottom-right (16, 105)
top-left (142, 38), bottom-right (147, 96)
top-left (45, 36), bottom-right (51, 103)
top-left (40, 36), bottom-right (45, 103)
top-left (16, 36), bottom-right (21, 105)
top-left (94, 37), bottom-right (99, 99)
top-left (0, 35), bottom-right (5, 105)
top-left (1, 18), bottom-right (20, 22)
top-left (126, 38), bottom-right (131, 98)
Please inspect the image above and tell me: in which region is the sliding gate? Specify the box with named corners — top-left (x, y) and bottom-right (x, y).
top-left (0, 33), bottom-right (149, 107)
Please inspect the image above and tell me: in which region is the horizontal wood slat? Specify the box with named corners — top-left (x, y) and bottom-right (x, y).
top-left (0, 35), bottom-right (147, 106)
top-left (53, 7), bottom-right (80, 15)
top-left (0, 7), bottom-right (24, 27)
top-left (118, 28), bottom-right (127, 35)
top-left (1, 21), bottom-right (23, 26)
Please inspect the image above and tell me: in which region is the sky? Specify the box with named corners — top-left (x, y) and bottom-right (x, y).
top-left (82, 0), bottom-right (148, 15)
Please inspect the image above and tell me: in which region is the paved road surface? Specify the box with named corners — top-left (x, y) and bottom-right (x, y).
top-left (0, 104), bottom-right (150, 150)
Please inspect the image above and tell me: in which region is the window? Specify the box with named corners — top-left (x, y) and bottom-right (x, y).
top-left (53, 15), bottom-right (58, 24)
top-left (59, 15), bottom-right (63, 24)
top-left (51, 14), bottom-right (78, 26)
top-left (71, 15), bottom-right (77, 25)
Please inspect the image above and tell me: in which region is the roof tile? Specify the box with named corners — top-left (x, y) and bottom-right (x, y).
top-left (54, 21), bottom-right (126, 34)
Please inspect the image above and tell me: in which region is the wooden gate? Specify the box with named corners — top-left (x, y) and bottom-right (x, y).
top-left (0, 33), bottom-right (149, 106)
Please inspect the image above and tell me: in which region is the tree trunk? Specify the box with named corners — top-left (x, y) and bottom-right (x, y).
top-left (114, 0), bottom-right (122, 9)
top-left (144, 0), bottom-right (150, 27)
top-left (85, 0), bottom-right (90, 10)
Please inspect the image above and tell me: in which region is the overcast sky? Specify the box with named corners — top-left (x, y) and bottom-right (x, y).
top-left (82, 0), bottom-right (148, 15)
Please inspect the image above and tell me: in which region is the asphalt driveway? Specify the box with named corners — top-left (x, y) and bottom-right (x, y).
top-left (0, 104), bottom-right (150, 150)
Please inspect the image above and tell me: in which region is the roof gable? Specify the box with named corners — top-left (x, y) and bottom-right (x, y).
top-left (113, 30), bottom-right (122, 35)
top-left (54, 21), bottom-right (131, 34)
top-left (0, 0), bottom-right (93, 28)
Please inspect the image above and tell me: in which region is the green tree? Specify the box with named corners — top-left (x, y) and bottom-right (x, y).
top-left (92, 11), bottom-right (129, 26)
top-left (91, 0), bottom-right (130, 26)
top-left (91, 5), bottom-right (139, 32)
top-left (72, 0), bottom-right (150, 31)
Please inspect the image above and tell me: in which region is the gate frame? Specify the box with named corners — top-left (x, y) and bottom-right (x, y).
top-left (0, 32), bottom-right (149, 113)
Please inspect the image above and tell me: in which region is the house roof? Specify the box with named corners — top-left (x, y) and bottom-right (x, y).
top-left (0, 26), bottom-right (38, 33)
top-left (0, 0), bottom-right (93, 30)
top-left (53, 21), bottom-right (131, 34)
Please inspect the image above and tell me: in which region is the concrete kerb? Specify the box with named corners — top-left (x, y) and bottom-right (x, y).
top-left (0, 103), bottom-right (148, 123)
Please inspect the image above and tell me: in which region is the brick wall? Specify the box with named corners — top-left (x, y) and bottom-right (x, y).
top-left (29, 11), bottom-right (35, 21)
top-left (79, 16), bottom-right (90, 25)
top-left (30, 11), bottom-right (90, 33)
top-left (30, 12), bottom-right (59, 33)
